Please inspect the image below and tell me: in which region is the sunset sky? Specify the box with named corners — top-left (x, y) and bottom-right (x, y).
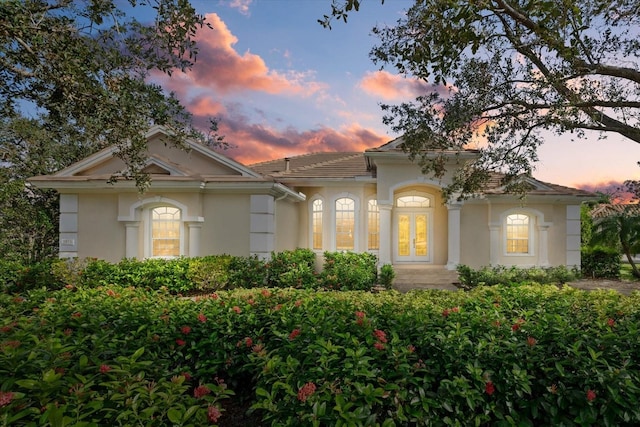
top-left (149, 0), bottom-right (640, 193)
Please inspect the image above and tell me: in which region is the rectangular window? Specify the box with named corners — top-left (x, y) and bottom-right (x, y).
top-left (152, 207), bottom-right (181, 257)
top-left (335, 197), bottom-right (355, 250)
top-left (312, 199), bottom-right (323, 250)
top-left (506, 214), bottom-right (529, 254)
top-left (367, 199), bottom-right (379, 250)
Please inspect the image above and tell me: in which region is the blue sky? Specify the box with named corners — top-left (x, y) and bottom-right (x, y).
top-left (149, 0), bottom-right (640, 193)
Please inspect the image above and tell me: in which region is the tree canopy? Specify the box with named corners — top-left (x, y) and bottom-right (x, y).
top-left (0, 0), bottom-right (216, 262)
top-left (322, 0), bottom-right (640, 198)
top-left (1, 0), bottom-right (214, 187)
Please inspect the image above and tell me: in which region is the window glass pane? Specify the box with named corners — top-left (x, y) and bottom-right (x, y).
top-left (396, 195), bottom-right (430, 208)
top-left (506, 214), bottom-right (529, 254)
top-left (151, 207), bottom-right (181, 257)
top-left (367, 199), bottom-right (379, 250)
top-left (335, 197), bottom-right (354, 250)
top-left (312, 199), bottom-right (323, 250)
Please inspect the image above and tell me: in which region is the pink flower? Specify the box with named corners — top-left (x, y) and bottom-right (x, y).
top-left (232, 306), bottom-right (242, 314)
top-left (182, 372), bottom-right (192, 381)
top-left (607, 318), bottom-right (615, 327)
top-left (289, 329), bottom-right (301, 340)
top-left (63, 328), bottom-right (72, 336)
top-left (181, 326), bottom-right (192, 335)
top-left (297, 382), bottom-right (316, 402)
top-left (511, 323), bottom-right (521, 332)
top-left (71, 312), bottom-right (82, 318)
top-left (587, 389), bottom-right (596, 402)
top-left (210, 293), bottom-right (219, 299)
top-left (485, 381), bottom-right (495, 396)
top-left (244, 337), bottom-right (253, 347)
top-left (261, 289), bottom-right (271, 297)
top-left (247, 299), bottom-right (255, 305)
top-left (207, 405), bottom-right (222, 423)
top-left (407, 344), bottom-right (416, 353)
top-left (442, 308), bottom-right (450, 317)
top-left (527, 336), bottom-right (537, 347)
top-left (198, 313), bottom-right (207, 323)
top-left (355, 311), bottom-right (365, 319)
top-left (176, 339), bottom-right (186, 346)
top-left (294, 300), bottom-right (302, 307)
top-left (374, 342), bottom-right (385, 351)
top-left (274, 304), bottom-right (283, 311)
top-left (452, 306), bottom-right (460, 313)
top-left (0, 391), bottom-right (14, 407)
top-left (194, 385), bottom-right (211, 398)
top-left (99, 364), bottom-right (111, 374)
top-left (373, 329), bottom-right (387, 343)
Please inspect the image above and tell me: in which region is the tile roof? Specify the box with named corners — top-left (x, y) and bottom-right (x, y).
top-left (249, 152), bottom-right (371, 179)
top-left (591, 203), bottom-right (640, 219)
top-left (250, 152), bottom-right (595, 198)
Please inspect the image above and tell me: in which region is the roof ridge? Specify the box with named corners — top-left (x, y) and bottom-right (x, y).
top-left (295, 152), bottom-right (363, 171)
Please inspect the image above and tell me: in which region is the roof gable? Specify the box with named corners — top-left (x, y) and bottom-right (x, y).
top-left (52, 126), bottom-right (261, 179)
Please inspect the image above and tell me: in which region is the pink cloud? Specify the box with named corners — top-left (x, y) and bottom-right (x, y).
top-left (359, 70), bottom-right (452, 100)
top-left (575, 180), bottom-right (637, 203)
top-left (159, 13), bottom-right (326, 97)
top-left (208, 118), bottom-right (389, 165)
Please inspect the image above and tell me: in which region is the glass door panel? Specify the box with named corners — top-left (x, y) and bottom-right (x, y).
top-left (398, 214), bottom-right (410, 256)
top-left (415, 214), bottom-right (428, 256)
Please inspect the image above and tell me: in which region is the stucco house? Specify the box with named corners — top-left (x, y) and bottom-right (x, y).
top-left (30, 126), bottom-right (594, 272)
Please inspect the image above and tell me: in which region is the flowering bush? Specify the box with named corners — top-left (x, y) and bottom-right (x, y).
top-left (1, 284), bottom-right (640, 425)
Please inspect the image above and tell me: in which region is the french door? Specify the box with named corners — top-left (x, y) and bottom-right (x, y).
top-left (394, 211), bottom-right (431, 262)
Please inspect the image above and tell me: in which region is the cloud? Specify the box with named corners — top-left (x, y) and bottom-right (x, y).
top-left (359, 70), bottom-right (452, 100)
top-left (228, 0), bottom-right (252, 15)
top-left (159, 13), bottom-right (326, 97)
top-left (208, 116), bottom-right (389, 164)
top-left (576, 180), bottom-right (637, 203)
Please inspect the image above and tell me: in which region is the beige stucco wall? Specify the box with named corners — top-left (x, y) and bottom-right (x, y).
top-left (275, 199), bottom-right (300, 251)
top-left (201, 194), bottom-right (250, 256)
top-left (459, 200), bottom-right (571, 268)
top-left (77, 194), bottom-right (125, 263)
top-left (459, 203), bottom-right (491, 268)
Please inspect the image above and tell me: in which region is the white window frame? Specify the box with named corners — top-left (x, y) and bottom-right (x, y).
top-left (503, 212), bottom-right (535, 257)
top-left (367, 197), bottom-right (380, 252)
top-left (309, 196), bottom-right (324, 252)
top-left (332, 193), bottom-right (359, 252)
top-left (145, 205), bottom-right (185, 258)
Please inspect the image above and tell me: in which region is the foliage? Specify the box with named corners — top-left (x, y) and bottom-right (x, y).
top-left (227, 255), bottom-right (268, 289)
top-left (322, 0), bottom-right (640, 198)
top-left (378, 264), bottom-right (395, 289)
top-left (3, 285), bottom-right (640, 425)
top-left (456, 264), bottom-right (579, 290)
top-left (320, 251), bottom-right (378, 290)
top-left (591, 208), bottom-right (640, 277)
top-left (581, 246), bottom-right (622, 279)
top-left (266, 249), bottom-right (317, 288)
top-left (0, 0), bottom-right (221, 189)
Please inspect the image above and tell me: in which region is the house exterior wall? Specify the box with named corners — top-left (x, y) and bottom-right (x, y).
top-left (201, 194), bottom-right (250, 256)
top-left (77, 193), bottom-right (125, 263)
top-left (274, 199), bottom-right (299, 252)
top-left (459, 203), bottom-right (491, 268)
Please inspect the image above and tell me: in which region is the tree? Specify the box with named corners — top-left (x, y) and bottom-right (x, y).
top-left (0, 0), bottom-right (216, 188)
top-left (0, 0), bottom-right (220, 262)
top-left (591, 206), bottom-right (640, 278)
top-left (321, 0), bottom-right (640, 198)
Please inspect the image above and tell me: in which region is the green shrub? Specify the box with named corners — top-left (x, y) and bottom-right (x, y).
top-left (457, 264), bottom-right (579, 290)
top-left (2, 285), bottom-right (640, 425)
top-left (186, 255), bottom-right (232, 292)
top-left (582, 246), bottom-right (621, 279)
top-left (378, 264), bottom-right (395, 289)
top-left (320, 251), bottom-right (377, 290)
top-left (266, 248), bottom-right (317, 288)
top-left (227, 255), bottom-right (267, 288)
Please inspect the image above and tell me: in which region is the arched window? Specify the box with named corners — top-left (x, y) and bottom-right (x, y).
top-left (335, 197), bottom-right (355, 250)
top-left (367, 199), bottom-right (379, 250)
top-left (312, 198), bottom-right (323, 250)
top-left (150, 206), bottom-right (181, 257)
top-left (506, 213), bottom-right (530, 254)
top-left (396, 195), bottom-right (431, 208)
